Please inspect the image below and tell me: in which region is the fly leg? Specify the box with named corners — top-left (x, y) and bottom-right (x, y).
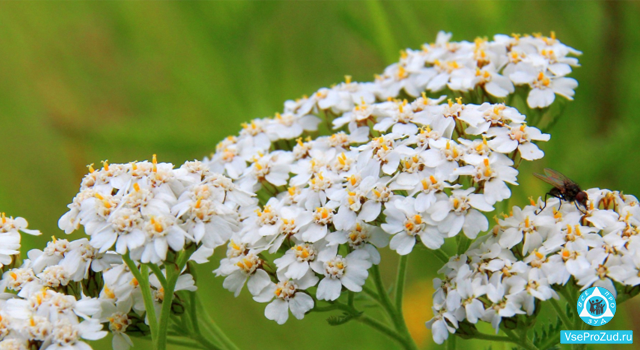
top-left (535, 188), bottom-right (564, 215)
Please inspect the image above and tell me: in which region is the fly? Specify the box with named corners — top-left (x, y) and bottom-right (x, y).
top-left (534, 168), bottom-right (588, 215)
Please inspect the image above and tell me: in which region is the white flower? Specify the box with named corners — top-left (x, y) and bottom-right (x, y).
top-left (215, 252), bottom-right (271, 297)
top-left (326, 222), bottom-right (388, 264)
top-left (511, 70), bottom-right (578, 108)
top-left (487, 124), bottom-right (550, 161)
top-left (316, 250), bottom-right (372, 301)
top-left (429, 189), bottom-right (493, 239)
top-left (253, 271), bottom-right (318, 324)
top-left (382, 197), bottom-right (444, 254)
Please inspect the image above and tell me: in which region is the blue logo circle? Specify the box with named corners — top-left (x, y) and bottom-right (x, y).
top-left (577, 286), bottom-right (616, 326)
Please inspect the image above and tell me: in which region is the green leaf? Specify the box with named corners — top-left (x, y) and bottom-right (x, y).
top-left (326, 311), bottom-right (363, 326)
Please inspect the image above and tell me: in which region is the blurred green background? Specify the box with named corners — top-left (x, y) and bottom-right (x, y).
top-left (2, 1), bottom-right (640, 349)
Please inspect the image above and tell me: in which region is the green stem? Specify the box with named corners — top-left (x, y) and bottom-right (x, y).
top-left (332, 301), bottom-right (409, 349)
top-left (370, 265), bottom-right (417, 350)
top-left (447, 334), bottom-right (456, 350)
top-left (196, 291), bottom-right (240, 350)
top-left (435, 249), bottom-right (450, 264)
top-left (371, 265), bottom-right (399, 328)
top-left (358, 314), bottom-right (408, 346)
top-left (156, 247), bottom-right (194, 350)
top-left (122, 254), bottom-right (159, 346)
top-left (502, 328), bottom-right (538, 350)
top-left (363, 285), bottom-right (382, 304)
top-left (148, 263), bottom-right (167, 288)
top-left (549, 298), bottom-right (572, 330)
top-left (395, 255), bottom-right (408, 312)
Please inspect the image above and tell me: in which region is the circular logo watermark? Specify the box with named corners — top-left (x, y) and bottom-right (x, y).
top-left (577, 286), bottom-right (616, 326)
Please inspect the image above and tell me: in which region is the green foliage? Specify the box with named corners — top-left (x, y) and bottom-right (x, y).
top-left (326, 311), bottom-right (363, 326)
top-left (532, 317), bottom-right (563, 350)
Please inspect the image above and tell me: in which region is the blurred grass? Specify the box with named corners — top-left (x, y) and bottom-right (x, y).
top-left (1, 1), bottom-right (640, 349)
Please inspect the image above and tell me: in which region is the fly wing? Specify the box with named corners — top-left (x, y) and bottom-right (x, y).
top-left (533, 168), bottom-right (567, 189)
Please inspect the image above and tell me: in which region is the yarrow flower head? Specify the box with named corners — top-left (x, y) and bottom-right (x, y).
top-left (426, 189), bottom-right (640, 343)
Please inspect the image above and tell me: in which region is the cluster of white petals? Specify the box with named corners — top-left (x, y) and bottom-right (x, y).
top-left (427, 189), bottom-right (640, 344)
top-left (374, 31), bottom-right (581, 108)
top-left (58, 157), bottom-right (246, 264)
top-left (0, 31), bottom-right (585, 349)
top-left (0, 254), bottom-right (107, 350)
top-left (203, 32), bottom-right (569, 326)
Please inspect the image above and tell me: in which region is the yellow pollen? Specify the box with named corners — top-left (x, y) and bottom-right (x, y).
top-left (446, 141), bottom-right (451, 150)
top-left (275, 288), bottom-right (282, 297)
top-left (30, 318), bottom-right (35, 327)
top-left (397, 66), bottom-right (407, 79)
top-left (373, 189), bottom-right (381, 198)
top-left (448, 99), bottom-right (453, 108)
top-left (133, 183), bottom-right (140, 192)
top-left (550, 31), bottom-right (556, 40)
top-left (520, 125), bottom-right (526, 132)
top-left (421, 178), bottom-right (429, 190)
top-left (296, 137), bottom-right (304, 147)
top-left (10, 272), bottom-right (17, 280)
top-left (430, 175), bottom-right (437, 184)
top-left (535, 251), bottom-right (544, 259)
top-left (104, 286), bottom-right (115, 299)
top-left (132, 278), bottom-right (139, 287)
top-left (345, 75), bottom-right (352, 84)
top-left (152, 154), bottom-right (157, 165)
top-left (453, 198), bottom-right (460, 209)
top-left (524, 216), bottom-right (530, 228)
top-left (483, 159), bottom-right (490, 167)
top-left (230, 240), bottom-right (240, 251)
top-left (87, 163), bottom-right (95, 173)
top-left (400, 50), bottom-right (407, 60)
top-left (455, 97), bottom-right (463, 104)
top-left (566, 224), bottom-right (572, 234)
top-left (414, 215), bottom-right (422, 224)
top-left (154, 221), bottom-right (163, 233)
top-left (101, 160), bottom-right (109, 171)
top-left (575, 225), bottom-right (582, 236)
top-left (529, 196), bottom-right (536, 206)
top-left (562, 249), bottom-right (570, 258)
top-left (1, 212), bottom-right (5, 224)
top-left (421, 92), bottom-right (427, 100)
top-left (288, 187), bottom-right (296, 196)
top-left (537, 72), bottom-right (545, 81)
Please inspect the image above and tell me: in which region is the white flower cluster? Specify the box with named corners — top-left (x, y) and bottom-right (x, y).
top-left (426, 189), bottom-right (640, 344)
top-left (0, 233), bottom-right (197, 350)
top-left (0, 214), bottom-right (41, 269)
top-left (206, 38), bottom-right (555, 323)
top-left (58, 157), bottom-right (248, 264)
top-left (0, 243), bottom-right (108, 350)
top-left (376, 31), bottom-right (581, 108)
